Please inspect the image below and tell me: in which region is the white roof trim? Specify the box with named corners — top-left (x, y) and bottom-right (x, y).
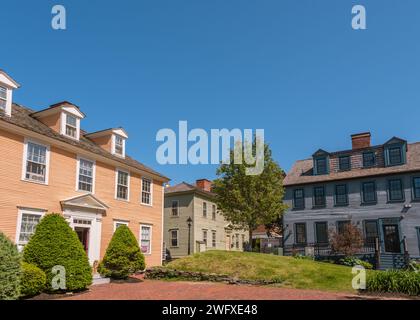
top-left (0, 71), bottom-right (20, 89)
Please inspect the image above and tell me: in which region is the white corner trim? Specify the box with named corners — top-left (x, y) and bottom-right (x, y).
top-left (21, 138), bottom-right (51, 185)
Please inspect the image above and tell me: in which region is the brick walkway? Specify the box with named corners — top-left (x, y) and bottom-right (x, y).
top-left (57, 280), bottom-right (401, 300)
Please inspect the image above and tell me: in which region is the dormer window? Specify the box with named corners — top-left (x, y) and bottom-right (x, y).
top-left (315, 157), bottom-right (328, 175)
top-left (388, 147), bottom-right (402, 166)
top-left (112, 134), bottom-right (126, 158)
top-left (312, 149), bottom-right (330, 175)
top-left (0, 86), bottom-right (7, 111)
top-left (65, 114), bottom-right (78, 138)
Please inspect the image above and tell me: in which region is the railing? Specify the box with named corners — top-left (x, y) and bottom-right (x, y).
top-left (283, 241), bottom-right (377, 258)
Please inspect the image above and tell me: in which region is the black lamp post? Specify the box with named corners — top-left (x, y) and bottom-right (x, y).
top-left (187, 216), bottom-right (193, 255)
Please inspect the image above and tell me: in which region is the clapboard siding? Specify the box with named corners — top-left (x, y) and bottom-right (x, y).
top-left (284, 174), bottom-right (420, 257)
top-left (0, 128), bottom-right (165, 267)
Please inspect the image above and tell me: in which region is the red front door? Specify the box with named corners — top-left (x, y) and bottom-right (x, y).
top-left (75, 227), bottom-right (90, 254)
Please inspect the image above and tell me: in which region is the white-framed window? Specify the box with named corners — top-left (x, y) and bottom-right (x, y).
top-left (15, 208), bottom-right (45, 245)
top-left (212, 231), bottom-right (216, 247)
top-left (0, 86), bottom-right (7, 111)
top-left (235, 233), bottom-right (240, 249)
top-left (115, 169), bottom-right (130, 200)
top-left (203, 229), bottom-right (208, 246)
top-left (171, 200), bottom-right (179, 216)
top-left (140, 224), bottom-right (152, 254)
top-left (77, 157), bottom-right (95, 193)
top-left (22, 139), bottom-right (50, 184)
top-left (203, 202), bottom-right (207, 218)
top-left (61, 112), bottom-right (80, 140)
top-left (141, 177), bottom-right (152, 205)
top-left (112, 134), bottom-right (125, 157)
top-left (113, 220), bottom-right (129, 232)
top-left (170, 229), bottom-right (179, 247)
top-left (212, 204), bottom-right (216, 220)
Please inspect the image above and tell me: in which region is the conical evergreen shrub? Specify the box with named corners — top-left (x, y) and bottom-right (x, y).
top-left (98, 225), bottom-right (145, 279)
top-left (0, 232), bottom-right (21, 299)
top-left (23, 213), bottom-right (92, 291)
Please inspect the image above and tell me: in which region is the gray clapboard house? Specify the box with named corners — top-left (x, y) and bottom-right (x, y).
top-left (283, 132), bottom-right (420, 269)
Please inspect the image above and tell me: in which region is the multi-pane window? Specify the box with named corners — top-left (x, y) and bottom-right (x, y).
top-left (388, 179), bottom-right (404, 201)
top-left (339, 156), bottom-right (351, 171)
top-left (140, 225), bottom-right (152, 254)
top-left (316, 157), bottom-right (327, 175)
top-left (170, 230), bottom-right (178, 247)
top-left (335, 184), bottom-right (348, 206)
top-left (171, 200), bottom-right (179, 216)
top-left (362, 181), bottom-right (377, 203)
top-left (25, 142), bottom-right (48, 183)
top-left (202, 230), bottom-right (208, 246)
top-left (212, 231), bottom-right (216, 247)
top-left (413, 177), bottom-right (420, 200)
top-left (141, 178), bottom-right (152, 205)
top-left (65, 114), bottom-right (77, 138)
top-left (18, 213), bottom-right (42, 244)
top-left (212, 204), bottom-right (216, 220)
top-left (235, 234), bottom-right (240, 249)
top-left (0, 86), bottom-right (7, 110)
top-left (78, 159), bottom-right (94, 192)
top-left (313, 186), bottom-right (326, 207)
top-left (114, 221), bottom-right (128, 231)
top-left (364, 220), bottom-right (379, 245)
top-left (315, 222), bottom-right (328, 244)
top-left (116, 170), bottom-right (129, 200)
top-left (114, 135), bottom-right (124, 156)
top-left (203, 202), bottom-right (207, 218)
top-left (293, 189), bottom-right (305, 209)
top-left (363, 152), bottom-right (375, 168)
top-left (295, 223), bottom-right (307, 245)
top-left (388, 147), bottom-right (402, 165)
top-left (337, 221), bottom-right (351, 235)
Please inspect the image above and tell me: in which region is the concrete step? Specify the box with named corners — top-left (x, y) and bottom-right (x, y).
top-left (92, 273), bottom-right (110, 286)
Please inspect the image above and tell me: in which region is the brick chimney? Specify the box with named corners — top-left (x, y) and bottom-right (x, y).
top-left (196, 179), bottom-right (212, 192)
top-left (351, 132), bottom-right (371, 149)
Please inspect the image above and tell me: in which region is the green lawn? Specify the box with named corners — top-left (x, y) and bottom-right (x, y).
top-left (166, 250), bottom-right (366, 293)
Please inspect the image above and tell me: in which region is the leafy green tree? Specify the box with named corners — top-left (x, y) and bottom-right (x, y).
top-left (212, 139), bottom-right (287, 245)
top-left (23, 213), bottom-right (92, 291)
top-left (98, 225), bottom-right (145, 279)
top-left (0, 232), bottom-right (21, 299)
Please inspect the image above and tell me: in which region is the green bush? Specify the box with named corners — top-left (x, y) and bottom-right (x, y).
top-left (367, 270), bottom-right (420, 296)
top-left (20, 262), bottom-right (46, 298)
top-left (339, 256), bottom-right (373, 269)
top-left (98, 225), bottom-right (145, 279)
top-left (23, 213), bottom-right (92, 292)
top-left (0, 232), bottom-right (21, 299)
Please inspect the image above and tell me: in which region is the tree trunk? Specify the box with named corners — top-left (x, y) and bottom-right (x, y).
top-left (248, 226), bottom-right (253, 252)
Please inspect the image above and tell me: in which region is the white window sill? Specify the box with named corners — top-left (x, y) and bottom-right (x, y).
top-left (21, 179), bottom-right (48, 186)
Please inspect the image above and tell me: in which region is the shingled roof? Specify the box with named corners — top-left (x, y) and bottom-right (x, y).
top-left (165, 182), bottom-right (215, 198)
top-left (284, 142), bottom-right (420, 187)
top-left (0, 103), bottom-right (169, 181)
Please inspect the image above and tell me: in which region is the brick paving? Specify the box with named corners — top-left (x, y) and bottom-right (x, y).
top-left (57, 280), bottom-right (405, 300)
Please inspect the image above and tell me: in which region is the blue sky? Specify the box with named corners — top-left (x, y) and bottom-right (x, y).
top-left (2, 1), bottom-right (420, 184)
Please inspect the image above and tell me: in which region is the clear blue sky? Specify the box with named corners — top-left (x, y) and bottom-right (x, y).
top-left (2, 1), bottom-right (420, 184)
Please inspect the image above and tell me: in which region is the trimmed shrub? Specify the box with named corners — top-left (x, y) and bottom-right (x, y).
top-left (98, 225), bottom-right (145, 279)
top-left (20, 262), bottom-right (46, 298)
top-left (339, 256), bottom-right (373, 270)
top-left (0, 232), bottom-right (21, 300)
top-left (367, 270), bottom-right (420, 296)
top-left (23, 213), bottom-right (92, 292)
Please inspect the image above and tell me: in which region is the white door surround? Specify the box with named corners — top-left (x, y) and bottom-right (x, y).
top-left (61, 194), bottom-right (108, 265)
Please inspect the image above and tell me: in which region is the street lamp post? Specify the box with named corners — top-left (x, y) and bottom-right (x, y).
top-left (187, 216), bottom-right (193, 255)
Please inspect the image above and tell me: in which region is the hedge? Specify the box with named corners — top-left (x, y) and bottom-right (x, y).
top-left (98, 225), bottom-right (145, 279)
top-left (20, 262), bottom-right (46, 298)
top-left (0, 232), bottom-right (21, 299)
top-left (23, 213), bottom-right (92, 291)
